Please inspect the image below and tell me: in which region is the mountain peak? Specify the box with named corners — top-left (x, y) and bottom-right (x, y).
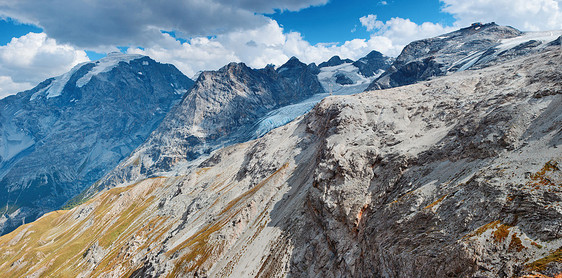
top-left (40, 53), bottom-right (148, 99)
top-left (366, 23), bottom-right (528, 90)
top-left (351, 51), bottom-right (393, 77)
top-left (277, 57), bottom-right (307, 73)
top-left (280, 56), bottom-right (304, 67)
top-left (363, 50), bottom-right (384, 59)
top-left (318, 55), bottom-right (354, 68)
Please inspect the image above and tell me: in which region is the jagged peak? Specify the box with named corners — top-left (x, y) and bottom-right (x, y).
top-left (220, 61), bottom-right (249, 71)
top-left (287, 56), bottom-right (300, 62)
top-left (318, 55), bottom-right (354, 68)
top-left (362, 50), bottom-right (384, 59)
top-left (278, 56), bottom-right (306, 69)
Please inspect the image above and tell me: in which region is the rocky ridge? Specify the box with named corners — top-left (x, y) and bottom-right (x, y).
top-left (0, 47), bottom-right (560, 277)
top-left (367, 22), bottom-right (561, 90)
top-left (83, 57), bottom-right (324, 197)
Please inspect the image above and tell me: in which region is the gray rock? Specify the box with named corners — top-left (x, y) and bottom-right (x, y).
top-left (352, 50), bottom-right (394, 77)
top-left (334, 73), bottom-right (354, 85)
top-left (366, 23), bottom-right (531, 90)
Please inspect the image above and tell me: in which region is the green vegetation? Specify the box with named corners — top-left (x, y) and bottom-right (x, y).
top-left (0, 178), bottom-right (164, 277)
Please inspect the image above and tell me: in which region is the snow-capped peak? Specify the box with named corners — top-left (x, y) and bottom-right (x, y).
top-left (43, 52), bottom-right (145, 99)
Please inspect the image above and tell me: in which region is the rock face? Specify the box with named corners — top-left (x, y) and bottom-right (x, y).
top-left (367, 23), bottom-right (561, 90)
top-left (0, 47), bottom-right (560, 277)
top-left (352, 50), bottom-right (394, 77)
top-left (0, 53), bottom-right (194, 235)
top-left (85, 57), bottom-right (324, 196)
top-left (334, 73), bottom-right (354, 85)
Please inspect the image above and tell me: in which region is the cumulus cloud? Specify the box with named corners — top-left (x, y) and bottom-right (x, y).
top-left (441, 0), bottom-right (562, 31)
top-left (0, 76), bottom-right (33, 99)
top-left (360, 16), bottom-right (455, 56)
top-left (0, 0), bottom-right (328, 49)
top-left (3, 0), bottom-right (559, 100)
top-left (360, 15), bottom-right (384, 32)
top-left (126, 19), bottom-right (409, 78)
top-left (0, 32), bottom-right (89, 97)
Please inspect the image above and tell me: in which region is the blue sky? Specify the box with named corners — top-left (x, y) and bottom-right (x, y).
top-left (269, 0), bottom-right (455, 44)
top-left (0, 0), bottom-right (560, 98)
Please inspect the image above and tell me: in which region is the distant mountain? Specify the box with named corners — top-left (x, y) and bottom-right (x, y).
top-left (253, 50), bottom-right (393, 138)
top-left (84, 57), bottom-right (324, 195)
top-left (0, 53), bottom-right (194, 235)
top-left (318, 56), bottom-right (354, 68)
top-left (352, 50), bottom-right (394, 77)
top-left (367, 22), bottom-right (562, 90)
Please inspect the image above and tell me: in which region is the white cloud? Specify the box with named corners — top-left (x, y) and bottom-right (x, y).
top-left (126, 19), bottom-right (408, 78)
top-left (0, 32), bottom-right (89, 98)
top-left (360, 15), bottom-right (384, 32)
top-left (0, 76), bottom-right (33, 99)
top-left (441, 0), bottom-right (562, 31)
top-left (360, 16), bottom-right (456, 56)
top-left (0, 0), bottom-right (328, 49)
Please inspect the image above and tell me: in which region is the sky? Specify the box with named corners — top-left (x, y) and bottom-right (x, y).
top-left (0, 0), bottom-right (561, 98)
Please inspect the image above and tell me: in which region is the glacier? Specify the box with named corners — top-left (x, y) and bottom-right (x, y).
top-left (253, 62), bottom-right (381, 138)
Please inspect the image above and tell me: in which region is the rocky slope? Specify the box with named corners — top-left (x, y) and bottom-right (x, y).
top-left (0, 46), bottom-right (560, 277)
top-left (0, 53), bottom-right (194, 235)
top-left (367, 22), bottom-right (562, 90)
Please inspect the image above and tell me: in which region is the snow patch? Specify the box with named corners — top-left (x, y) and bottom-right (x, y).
top-left (76, 53), bottom-right (144, 87)
top-left (174, 88), bottom-right (188, 95)
top-left (449, 30), bottom-right (562, 73)
top-left (30, 83), bottom-right (52, 101)
top-left (0, 125), bottom-right (35, 161)
top-left (43, 53), bottom-right (145, 99)
top-left (317, 63), bottom-right (379, 95)
top-left (498, 30), bottom-right (562, 52)
top-left (45, 62), bottom-right (88, 98)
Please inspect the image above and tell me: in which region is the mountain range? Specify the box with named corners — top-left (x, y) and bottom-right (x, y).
top-left (0, 23), bottom-right (561, 277)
